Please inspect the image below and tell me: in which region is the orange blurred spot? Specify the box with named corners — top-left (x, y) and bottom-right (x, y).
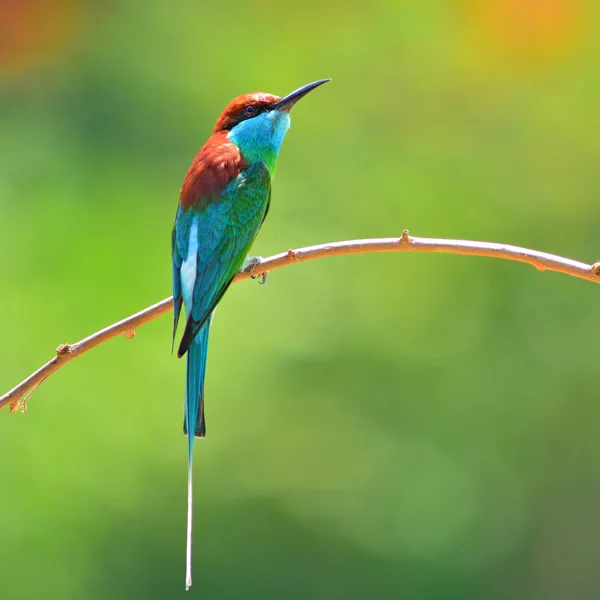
top-left (464, 0), bottom-right (585, 68)
top-left (0, 0), bottom-right (77, 75)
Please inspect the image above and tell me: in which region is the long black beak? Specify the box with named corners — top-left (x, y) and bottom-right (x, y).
top-left (272, 78), bottom-right (331, 112)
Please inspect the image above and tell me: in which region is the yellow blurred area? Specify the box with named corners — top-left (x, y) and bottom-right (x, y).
top-left (462, 0), bottom-right (586, 70)
top-left (0, 0), bottom-right (78, 75)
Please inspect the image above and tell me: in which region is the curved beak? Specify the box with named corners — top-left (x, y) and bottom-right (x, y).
top-left (272, 78), bottom-right (331, 113)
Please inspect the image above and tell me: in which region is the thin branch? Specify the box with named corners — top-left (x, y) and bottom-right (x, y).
top-left (2, 231), bottom-right (600, 412)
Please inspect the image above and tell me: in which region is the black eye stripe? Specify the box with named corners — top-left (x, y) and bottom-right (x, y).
top-left (223, 103), bottom-right (270, 130)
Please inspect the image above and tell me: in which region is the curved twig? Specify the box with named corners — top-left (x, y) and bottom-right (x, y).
top-left (2, 231), bottom-right (599, 412)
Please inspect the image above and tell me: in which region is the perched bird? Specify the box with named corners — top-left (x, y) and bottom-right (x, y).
top-left (171, 79), bottom-right (330, 589)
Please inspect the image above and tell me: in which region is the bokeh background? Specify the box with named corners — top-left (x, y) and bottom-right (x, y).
top-left (1, 0), bottom-right (600, 598)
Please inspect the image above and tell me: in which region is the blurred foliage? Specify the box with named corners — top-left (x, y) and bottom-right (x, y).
top-left (1, 0), bottom-right (600, 598)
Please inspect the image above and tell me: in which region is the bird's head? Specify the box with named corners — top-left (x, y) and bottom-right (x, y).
top-left (215, 79), bottom-right (330, 175)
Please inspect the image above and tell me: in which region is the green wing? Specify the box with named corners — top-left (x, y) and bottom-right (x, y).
top-left (175, 161), bottom-right (271, 357)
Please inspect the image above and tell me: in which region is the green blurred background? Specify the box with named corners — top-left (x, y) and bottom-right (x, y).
top-left (1, 1), bottom-right (600, 598)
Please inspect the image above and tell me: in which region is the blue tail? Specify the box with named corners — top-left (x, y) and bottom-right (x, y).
top-left (184, 318), bottom-right (211, 591)
top-left (184, 320), bottom-right (210, 440)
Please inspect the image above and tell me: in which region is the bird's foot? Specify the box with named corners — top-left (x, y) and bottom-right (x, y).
top-left (245, 256), bottom-right (268, 285)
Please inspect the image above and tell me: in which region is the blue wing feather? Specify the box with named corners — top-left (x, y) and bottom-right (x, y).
top-left (171, 211), bottom-right (185, 351)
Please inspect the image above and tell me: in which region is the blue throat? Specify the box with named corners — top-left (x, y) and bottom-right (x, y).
top-left (227, 110), bottom-right (291, 176)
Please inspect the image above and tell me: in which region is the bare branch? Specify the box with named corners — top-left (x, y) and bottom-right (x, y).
top-left (2, 232), bottom-right (599, 412)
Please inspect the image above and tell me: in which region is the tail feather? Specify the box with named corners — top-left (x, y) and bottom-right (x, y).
top-left (184, 318), bottom-right (212, 590)
top-left (184, 320), bottom-right (211, 441)
top-left (185, 459), bottom-right (193, 591)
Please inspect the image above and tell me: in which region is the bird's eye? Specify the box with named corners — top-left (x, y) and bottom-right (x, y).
top-left (244, 105), bottom-right (256, 116)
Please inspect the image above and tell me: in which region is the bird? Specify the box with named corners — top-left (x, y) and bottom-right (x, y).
top-left (171, 78), bottom-right (330, 589)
